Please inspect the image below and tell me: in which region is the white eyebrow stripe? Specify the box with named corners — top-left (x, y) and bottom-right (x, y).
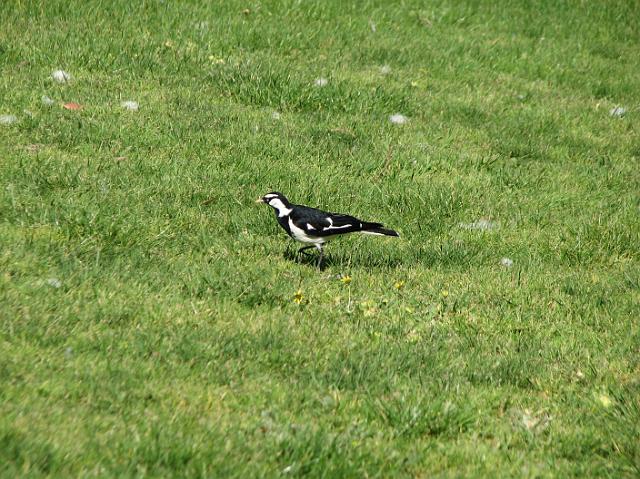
top-left (264, 193), bottom-right (278, 199)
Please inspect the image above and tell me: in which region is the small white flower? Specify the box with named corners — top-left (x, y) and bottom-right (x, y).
top-left (41, 95), bottom-right (55, 106)
top-left (389, 113), bottom-right (408, 124)
top-left (282, 465), bottom-right (294, 474)
top-left (271, 111), bottom-right (281, 120)
top-left (51, 70), bottom-right (71, 83)
top-left (47, 278), bottom-right (62, 288)
top-left (0, 114), bottom-right (17, 124)
top-left (500, 257), bottom-right (514, 268)
top-left (314, 77), bottom-right (328, 87)
top-left (610, 106), bottom-right (626, 117)
top-left (121, 100), bottom-right (139, 111)
top-left (380, 65), bottom-right (391, 75)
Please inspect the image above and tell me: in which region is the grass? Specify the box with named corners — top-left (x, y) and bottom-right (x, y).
top-left (1, 0), bottom-right (639, 476)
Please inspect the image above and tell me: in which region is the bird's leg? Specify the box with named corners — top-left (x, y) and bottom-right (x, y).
top-left (316, 245), bottom-right (324, 269)
top-left (297, 245), bottom-right (315, 264)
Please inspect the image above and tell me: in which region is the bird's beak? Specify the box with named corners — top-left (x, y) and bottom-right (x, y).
top-left (256, 197), bottom-right (264, 204)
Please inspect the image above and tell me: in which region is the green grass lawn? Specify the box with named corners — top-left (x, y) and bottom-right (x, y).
top-left (1, 0), bottom-right (639, 476)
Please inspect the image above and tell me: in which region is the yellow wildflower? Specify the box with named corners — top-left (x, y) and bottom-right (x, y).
top-left (598, 393), bottom-right (613, 408)
top-left (360, 300), bottom-right (377, 317)
top-left (340, 275), bottom-right (352, 285)
top-left (293, 290), bottom-right (304, 304)
top-left (406, 329), bottom-right (420, 342)
top-left (394, 280), bottom-right (405, 290)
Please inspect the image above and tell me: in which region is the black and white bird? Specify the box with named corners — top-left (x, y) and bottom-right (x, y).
top-left (256, 192), bottom-right (399, 267)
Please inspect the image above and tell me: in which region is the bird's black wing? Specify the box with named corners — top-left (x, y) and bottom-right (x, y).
top-left (290, 205), bottom-right (368, 237)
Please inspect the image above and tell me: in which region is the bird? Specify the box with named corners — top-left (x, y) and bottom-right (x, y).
top-left (256, 191), bottom-right (399, 268)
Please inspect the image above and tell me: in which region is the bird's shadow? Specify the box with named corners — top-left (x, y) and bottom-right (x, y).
top-left (282, 246), bottom-right (407, 270)
top-left (282, 248), bottom-right (329, 270)
top-left (280, 237), bottom-right (492, 271)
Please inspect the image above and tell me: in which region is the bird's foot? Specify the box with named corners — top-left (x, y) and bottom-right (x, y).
top-left (297, 247), bottom-right (314, 258)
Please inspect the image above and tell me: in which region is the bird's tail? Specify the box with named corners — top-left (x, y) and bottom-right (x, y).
top-left (361, 222), bottom-right (399, 237)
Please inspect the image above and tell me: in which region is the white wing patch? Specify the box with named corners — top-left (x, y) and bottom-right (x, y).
top-left (306, 223), bottom-right (316, 230)
top-left (323, 223), bottom-right (352, 231)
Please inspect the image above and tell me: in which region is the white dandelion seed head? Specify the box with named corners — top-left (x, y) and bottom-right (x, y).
top-left (121, 100), bottom-right (139, 111)
top-left (521, 410), bottom-right (536, 430)
top-left (459, 219), bottom-right (498, 231)
top-left (314, 77), bottom-right (328, 87)
top-left (500, 257), bottom-right (514, 268)
top-left (51, 70), bottom-right (71, 83)
top-left (41, 95), bottom-right (55, 106)
top-left (380, 65), bottom-right (392, 75)
top-left (0, 114), bottom-right (18, 125)
top-left (610, 106), bottom-right (626, 117)
top-left (47, 278), bottom-right (62, 288)
top-left (389, 113), bottom-right (408, 125)
top-left (519, 409), bottom-right (551, 432)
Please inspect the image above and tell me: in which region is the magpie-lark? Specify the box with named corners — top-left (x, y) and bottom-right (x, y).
top-left (257, 192), bottom-right (399, 267)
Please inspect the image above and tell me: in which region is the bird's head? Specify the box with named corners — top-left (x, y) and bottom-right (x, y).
top-left (256, 192), bottom-right (290, 208)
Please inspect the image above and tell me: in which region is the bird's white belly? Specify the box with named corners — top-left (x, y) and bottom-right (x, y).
top-left (288, 218), bottom-right (325, 244)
